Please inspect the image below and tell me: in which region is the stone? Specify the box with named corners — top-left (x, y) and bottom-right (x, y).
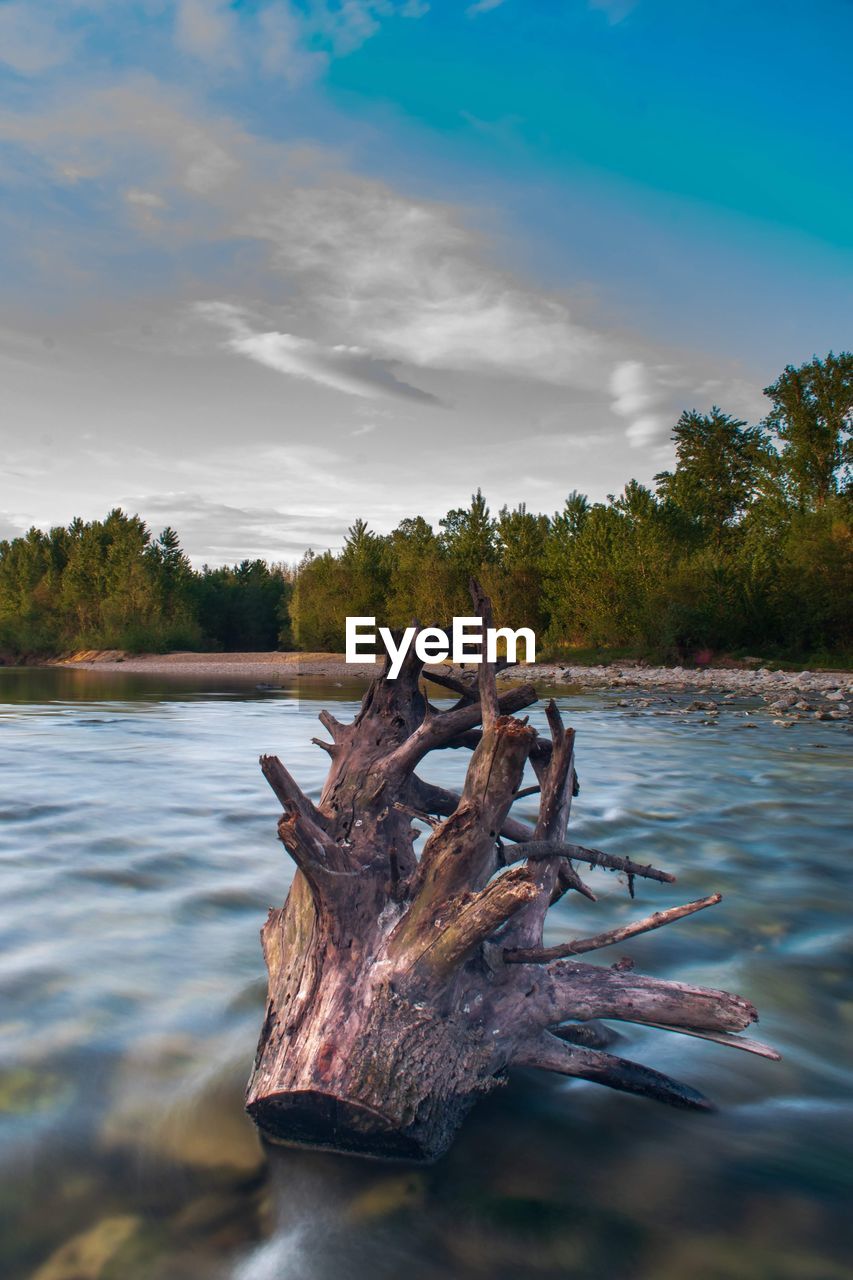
top-left (32, 1216), bottom-right (141, 1280)
top-left (99, 1037), bottom-right (264, 1177)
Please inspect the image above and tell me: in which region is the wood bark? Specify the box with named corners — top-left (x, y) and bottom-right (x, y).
top-left (246, 588), bottom-right (779, 1162)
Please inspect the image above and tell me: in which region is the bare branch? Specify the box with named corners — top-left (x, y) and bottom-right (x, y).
top-left (634, 1022), bottom-right (781, 1060)
top-left (275, 811), bottom-right (354, 892)
top-left (318, 709), bottom-right (347, 741)
top-left (260, 755), bottom-right (329, 830)
top-left (536, 961), bottom-right (758, 1034)
top-left (384, 683), bottom-right (538, 776)
top-left (550, 860), bottom-right (596, 904)
top-left (422, 668), bottom-right (478, 701)
top-left (552, 1021), bottom-right (623, 1050)
top-left (515, 1032), bottom-right (714, 1112)
top-left (504, 893), bottom-right (722, 964)
top-left (505, 840), bottom-right (676, 885)
top-left (395, 715), bottom-right (537, 952)
top-left (504, 703), bottom-right (576, 948)
top-left (469, 578), bottom-right (499, 729)
top-left (443, 726), bottom-right (555, 764)
top-left (410, 867), bottom-right (539, 978)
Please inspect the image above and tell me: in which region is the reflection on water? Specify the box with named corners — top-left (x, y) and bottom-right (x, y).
top-left (1, 667), bottom-right (851, 1279)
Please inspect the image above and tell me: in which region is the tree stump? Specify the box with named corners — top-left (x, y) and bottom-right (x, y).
top-left (246, 589), bottom-right (779, 1162)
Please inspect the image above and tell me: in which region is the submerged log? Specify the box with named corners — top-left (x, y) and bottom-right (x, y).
top-left (246, 588), bottom-right (779, 1162)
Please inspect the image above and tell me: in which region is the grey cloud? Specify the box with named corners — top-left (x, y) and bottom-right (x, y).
top-left (132, 492), bottom-right (350, 564)
top-left (197, 302), bottom-right (441, 404)
top-left (0, 513), bottom-right (25, 541)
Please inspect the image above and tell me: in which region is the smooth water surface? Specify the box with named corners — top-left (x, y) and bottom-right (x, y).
top-left (1, 668), bottom-right (851, 1279)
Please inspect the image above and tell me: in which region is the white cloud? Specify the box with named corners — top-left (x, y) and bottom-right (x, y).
top-left (248, 183), bottom-right (606, 389)
top-left (174, 0), bottom-right (241, 67)
top-left (125, 188), bottom-right (167, 209)
top-left (588, 0), bottom-right (638, 24)
top-left (305, 0), bottom-right (427, 56)
top-left (171, 0), bottom-right (428, 75)
top-left (174, 0), bottom-right (328, 84)
top-left (0, 80), bottom-right (242, 196)
top-left (609, 359), bottom-right (674, 447)
top-left (0, 4), bottom-right (73, 74)
top-left (467, 0), bottom-right (507, 15)
top-left (257, 4), bottom-right (328, 85)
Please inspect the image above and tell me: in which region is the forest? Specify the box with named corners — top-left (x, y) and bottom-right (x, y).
top-left (1, 353), bottom-right (850, 664)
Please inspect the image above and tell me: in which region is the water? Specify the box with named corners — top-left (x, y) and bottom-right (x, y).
top-left (1, 668), bottom-right (851, 1280)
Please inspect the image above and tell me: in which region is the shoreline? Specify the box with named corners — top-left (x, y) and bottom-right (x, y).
top-left (35, 649), bottom-right (853, 706)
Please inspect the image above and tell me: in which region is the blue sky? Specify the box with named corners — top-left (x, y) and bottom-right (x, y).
top-left (1, 1), bottom-right (851, 561)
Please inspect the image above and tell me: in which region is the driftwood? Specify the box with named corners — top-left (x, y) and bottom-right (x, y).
top-left (246, 588), bottom-right (778, 1161)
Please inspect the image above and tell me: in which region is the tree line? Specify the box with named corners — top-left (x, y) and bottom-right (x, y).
top-left (0, 512), bottom-right (292, 657)
top-left (1, 352), bottom-right (850, 663)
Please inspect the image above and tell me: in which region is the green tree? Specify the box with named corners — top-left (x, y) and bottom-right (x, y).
top-left (339, 518), bottom-right (389, 618)
top-left (384, 517), bottom-right (455, 626)
top-left (439, 489), bottom-right (497, 585)
top-left (484, 503), bottom-right (550, 633)
top-left (763, 351), bottom-right (853, 508)
top-left (655, 408), bottom-right (768, 543)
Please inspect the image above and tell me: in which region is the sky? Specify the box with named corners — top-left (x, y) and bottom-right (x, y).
top-left (1, 0), bottom-right (851, 565)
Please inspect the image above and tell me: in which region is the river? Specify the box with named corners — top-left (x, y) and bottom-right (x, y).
top-left (1, 668), bottom-right (851, 1279)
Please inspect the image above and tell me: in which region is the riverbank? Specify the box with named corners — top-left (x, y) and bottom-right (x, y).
top-left (43, 649), bottom-right (853, 719)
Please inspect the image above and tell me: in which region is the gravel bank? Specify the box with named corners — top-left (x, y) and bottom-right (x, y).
top-left (50, 650), bottom-right (853, 725)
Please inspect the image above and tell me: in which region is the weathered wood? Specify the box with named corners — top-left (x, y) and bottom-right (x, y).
top-left (245, 585), bottom-right (778, 1162)
top-left (504, 892), bottom-right (723, 963)
top-left (514, 1032), bottom-right (714, 1111)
